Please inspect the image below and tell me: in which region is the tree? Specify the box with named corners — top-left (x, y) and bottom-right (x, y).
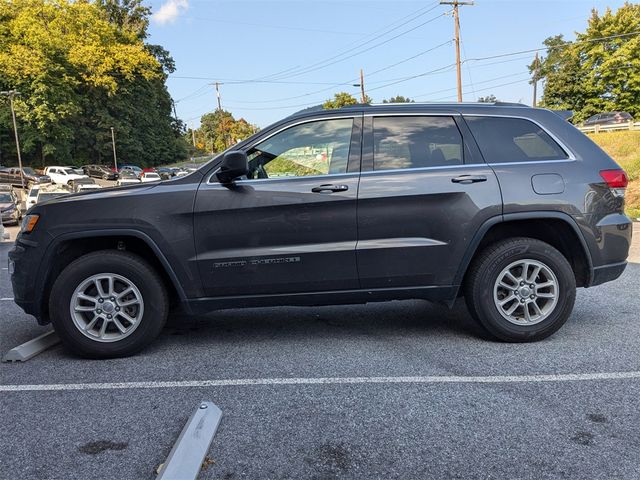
top-left (0, 0), bottom-right (187, 166)
top-left (198, 110), bottom-right (258, 153)
top-left (323, 92), bottom-right (359, 109)
top-left (382, 95), bottom-right (415, 103)
top-left (478, 94), bottom-right (499, 103)
top-left (531, 2), bottom-right (640, 122)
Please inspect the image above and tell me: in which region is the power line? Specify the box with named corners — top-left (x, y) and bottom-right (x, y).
top-left (222, 40), bottom-right (453, 105)
top-left (264, 2), bottom-right (443, 81)
top-left (269, 8), bottom-right (448, 80)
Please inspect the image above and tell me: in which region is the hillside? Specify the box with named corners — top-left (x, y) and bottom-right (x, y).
top-left (588, 130), bottom-right (640, 219)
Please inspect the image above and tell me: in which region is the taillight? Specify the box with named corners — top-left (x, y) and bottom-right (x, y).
top-left (599, 169), bottom-right (628, 188)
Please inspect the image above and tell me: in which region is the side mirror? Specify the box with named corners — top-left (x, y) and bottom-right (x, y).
top-left (217, 150), bottom-right (249, 184)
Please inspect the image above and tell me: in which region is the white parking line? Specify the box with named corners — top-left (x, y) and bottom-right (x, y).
top-left (0, 298), bottom-right (13, 301)
top-left (2, 371), bottom-right (639, 393)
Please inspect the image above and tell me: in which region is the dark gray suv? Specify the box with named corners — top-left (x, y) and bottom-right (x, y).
top-left (9, 103), bottom-right (632, 358)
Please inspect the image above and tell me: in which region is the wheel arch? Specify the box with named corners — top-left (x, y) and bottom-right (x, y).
top-left (36, 229), bottom-right (188, 324)
top-left (454, 212), bottom-right (593, 298)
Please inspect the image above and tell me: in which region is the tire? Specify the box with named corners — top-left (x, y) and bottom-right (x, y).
top-left (49, 250), bottom-right (168, 358)
top-left (464, 237), bottom-right (576, 342)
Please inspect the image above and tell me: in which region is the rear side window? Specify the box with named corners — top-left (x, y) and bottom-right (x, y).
top-left (373, 116), bottom-right (463, 171)
top-left (465, 116), bottom-right (568, 163)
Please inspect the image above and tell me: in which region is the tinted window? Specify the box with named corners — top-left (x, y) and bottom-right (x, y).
top-left (465, 116), bottom-right (568, 162)
top-left (373, 116), bottom-right (463, 171)
top-left (248, 118), bottom-right (353, 179)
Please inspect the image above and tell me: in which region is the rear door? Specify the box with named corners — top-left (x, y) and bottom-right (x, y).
top-left (193, 115), bottom-right (362, 297)
top-left (356, 113), bottom-right (502, 288)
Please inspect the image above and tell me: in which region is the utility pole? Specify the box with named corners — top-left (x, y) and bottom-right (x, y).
top-left (359, 69), bottom-right (366, 103)
top-left (215, 82), bottom-right (222, 110)
top-left (172, 99), bottom-right (178, 120)
top-left (531, 51), bottom-right (541, 107)
top-left (191, 124), bottom-right (196, 147)
top-left (110, 126), bottom-right (118, 171)
top-left (0, 90), bottom-right (25, 190)
top-left (440, 1), bottom-right (473, 102)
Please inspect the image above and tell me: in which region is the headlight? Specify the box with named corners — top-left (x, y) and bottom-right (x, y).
top-left (21, 214), bottom-right (39, 234)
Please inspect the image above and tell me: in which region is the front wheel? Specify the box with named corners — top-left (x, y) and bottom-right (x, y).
top-left (464, 237), bottom-right (576, 342)
top-left (49, 250), bottom-right (168, 358)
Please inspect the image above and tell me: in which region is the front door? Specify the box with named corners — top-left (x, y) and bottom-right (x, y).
top-left (194, 115), bottom-right (362, 297)
top-left (356, 113), bottom-right (502, 289)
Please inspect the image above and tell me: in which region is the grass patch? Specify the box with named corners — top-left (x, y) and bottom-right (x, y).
top-left (588, 130), bottom-right (640, 219)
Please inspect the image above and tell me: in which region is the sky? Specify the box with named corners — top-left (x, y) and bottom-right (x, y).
top-left (145, 0), bottom-right (630, 128)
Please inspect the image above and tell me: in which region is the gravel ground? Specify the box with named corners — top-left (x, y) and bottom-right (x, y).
top-left (0, 227), bottom-right (638, 480)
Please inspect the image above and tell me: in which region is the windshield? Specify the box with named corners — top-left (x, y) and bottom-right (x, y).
top-left (63, 168), bottom-right (75, 174)
top-left (23, 167), bottom-right (36, 175)
top-left (0, 194), bottom-right (13, 202)
top-left (28, 189), bottom-right (39, 197)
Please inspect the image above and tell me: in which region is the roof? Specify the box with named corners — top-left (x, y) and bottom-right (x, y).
top-left (287, 101), bottom-right (530, 120)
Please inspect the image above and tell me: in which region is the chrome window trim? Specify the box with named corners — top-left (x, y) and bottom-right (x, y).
top-left (463, 113), bottom-right (578, 161)
top-left (206, 114), bottom-right (358, 185)
top-left (360, 163), bottom-right (486, 176)
top-left (364, 112), bottom-right (461, 117)
top-left (487, 158), bottom-right (576, 167)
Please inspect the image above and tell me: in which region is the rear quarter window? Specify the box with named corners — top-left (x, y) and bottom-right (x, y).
top-left (465, 116), bottom-right (568, 163)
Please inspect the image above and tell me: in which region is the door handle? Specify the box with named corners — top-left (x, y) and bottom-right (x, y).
top-left (451, 175), bottom-right (487, 184)
top-left (311, 184), bottom-right (349, 193)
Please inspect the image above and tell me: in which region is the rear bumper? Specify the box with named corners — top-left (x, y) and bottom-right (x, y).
top-left (590, 261), bottom-right (627, 287)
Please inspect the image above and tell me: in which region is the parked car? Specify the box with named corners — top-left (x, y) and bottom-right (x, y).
top-left (119, 164), bottom-right (143, 176)
top-left (25, 185), bottom-right (40, 210)
top-left (69, 165), bottom-right (85, 175)
top-left (84, 164), bottom-right (118, 180)
top-left (583, 111), bottom-right (633, 126)
top-left (0, 167), bottom-right (51, 188)
top-left (116, 170), bottom-right (141, 186)
top-left (140, 171), bottom-right (162, 183)
top-left (156, 167), bottom-right (174, 180)
top-left (0, 188), bottom-right (21, 225)
top-left (43, 166), bottom-right (89, 186)
top-left (35, 187), bottom-right (69, 204)
top-left (69, 177), bottom-right (102, 193)
top-left (8, 103), bottom-right (632, 358)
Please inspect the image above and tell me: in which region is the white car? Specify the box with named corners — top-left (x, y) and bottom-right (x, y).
top-left (26, 185), bottom-right (40, 210)
top-left (44, 166), bottom-right (89, 185)
top-left (36, 188), bottom-right (68, 204)
top-left (116, 173), bottom-right (141, 187)
top-left (140, 172), bottom-right (161, 183)
top-left (76, 183), bottom-right (102, 193)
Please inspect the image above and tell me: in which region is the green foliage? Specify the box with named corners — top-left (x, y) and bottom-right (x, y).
top-left (477, 94), bottom-right (499, 103)
top-left (0, 0), bottom-right (187, 167)
top-left (382, 95), bottom-right (414, 103)
top-left (323, 92), bottom-right (359, 109)
top-left (197, 110), bottom-right (258, 154)
top-left (532, 2), bottom-right (640, 122)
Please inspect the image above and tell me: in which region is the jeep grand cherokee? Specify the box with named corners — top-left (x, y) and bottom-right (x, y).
top-left (9, 103), bottom-right (632, 358)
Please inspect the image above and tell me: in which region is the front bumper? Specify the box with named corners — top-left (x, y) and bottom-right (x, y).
top-left (8, 240), bottom-right (48, 324)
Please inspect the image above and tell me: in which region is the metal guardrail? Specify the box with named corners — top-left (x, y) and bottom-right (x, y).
top-left (577, 121), bottom-right (639, 133)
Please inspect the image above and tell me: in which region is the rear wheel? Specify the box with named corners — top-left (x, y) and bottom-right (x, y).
top-left (464, 237), bottom-right (576, 342)
top-left (49, 250), bottom-right (168, 358)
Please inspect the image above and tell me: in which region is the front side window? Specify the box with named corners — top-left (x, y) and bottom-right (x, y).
top-left (466, 116), bottom-right (568, 163)
top-left (247, 118), bottom-right (354, 179)
top-left (373, 116), bottom-right (463, 171)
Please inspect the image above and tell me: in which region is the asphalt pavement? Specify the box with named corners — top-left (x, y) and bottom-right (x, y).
top-left (1, 228), bottom-right (639, 479)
